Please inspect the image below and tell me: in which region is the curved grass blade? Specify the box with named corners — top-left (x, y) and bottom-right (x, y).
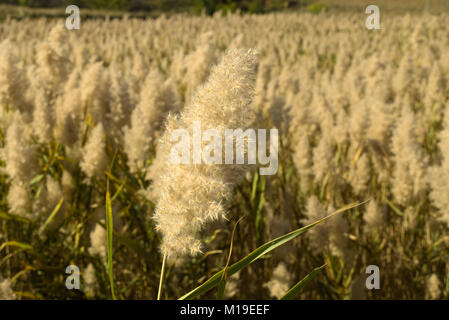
top-left (0, 211), bottom-right (31, 224)
top-left (0, 241), bottom-right (33, 252)
top-left (106, 189), bottom-right (117, 300)
top-left (179, 200), bottom-right (368, 300)
top-left (39, 198), bottom-right (64, 234)
top-left (11, 265), bottom-right (35, 282)
top-left (280, 264), bottom-right (326, 300)
top-left (217, 216), bottom-right (244, 300)
top-left (29, 174), bottom-right (44, 186)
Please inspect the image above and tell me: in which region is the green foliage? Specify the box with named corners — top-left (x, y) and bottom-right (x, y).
top-left (191, 0), bottom-right (300, 15)
top-left (247, 0), bottom-right (264, 13)
top-left (0, 0), bottom-right (301, 13)
top-left (306, 2), bottom-right (326, 13)
top-left (82, 0), bottom-right (130, 11)
top-left (193, 0), bottom-right (243, 15)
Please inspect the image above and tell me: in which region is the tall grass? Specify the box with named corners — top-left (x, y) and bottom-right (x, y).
top-left (0, 10), bottom-right (449, 300)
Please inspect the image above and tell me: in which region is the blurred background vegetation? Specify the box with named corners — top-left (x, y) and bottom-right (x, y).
top-left (0, 0), bottom-right (306, 13)
top-left (1, 0), bottom-right (448, 19)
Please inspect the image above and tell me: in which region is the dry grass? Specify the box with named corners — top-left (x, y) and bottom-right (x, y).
top-left (0, 9), bottom-right (449, 300)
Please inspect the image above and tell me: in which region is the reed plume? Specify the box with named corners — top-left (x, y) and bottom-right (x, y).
top-left (153, 48), bottom-right (257, 257)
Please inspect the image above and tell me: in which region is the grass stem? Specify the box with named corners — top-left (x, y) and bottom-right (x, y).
top-left (157, 252), bottom-right (167, 300)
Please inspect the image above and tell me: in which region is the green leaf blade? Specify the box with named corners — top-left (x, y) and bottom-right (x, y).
top-left (179, 201), bottom-right (366, 300)
top-left (106, 190), bottom-right (117, 300)
top-left (280, 264), bottom-right (326, 300)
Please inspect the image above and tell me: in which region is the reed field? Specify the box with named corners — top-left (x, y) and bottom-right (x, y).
top-left (320, 0), bottom-right (449, 12)
top-left (1, 7), bottom-right (449, 300)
